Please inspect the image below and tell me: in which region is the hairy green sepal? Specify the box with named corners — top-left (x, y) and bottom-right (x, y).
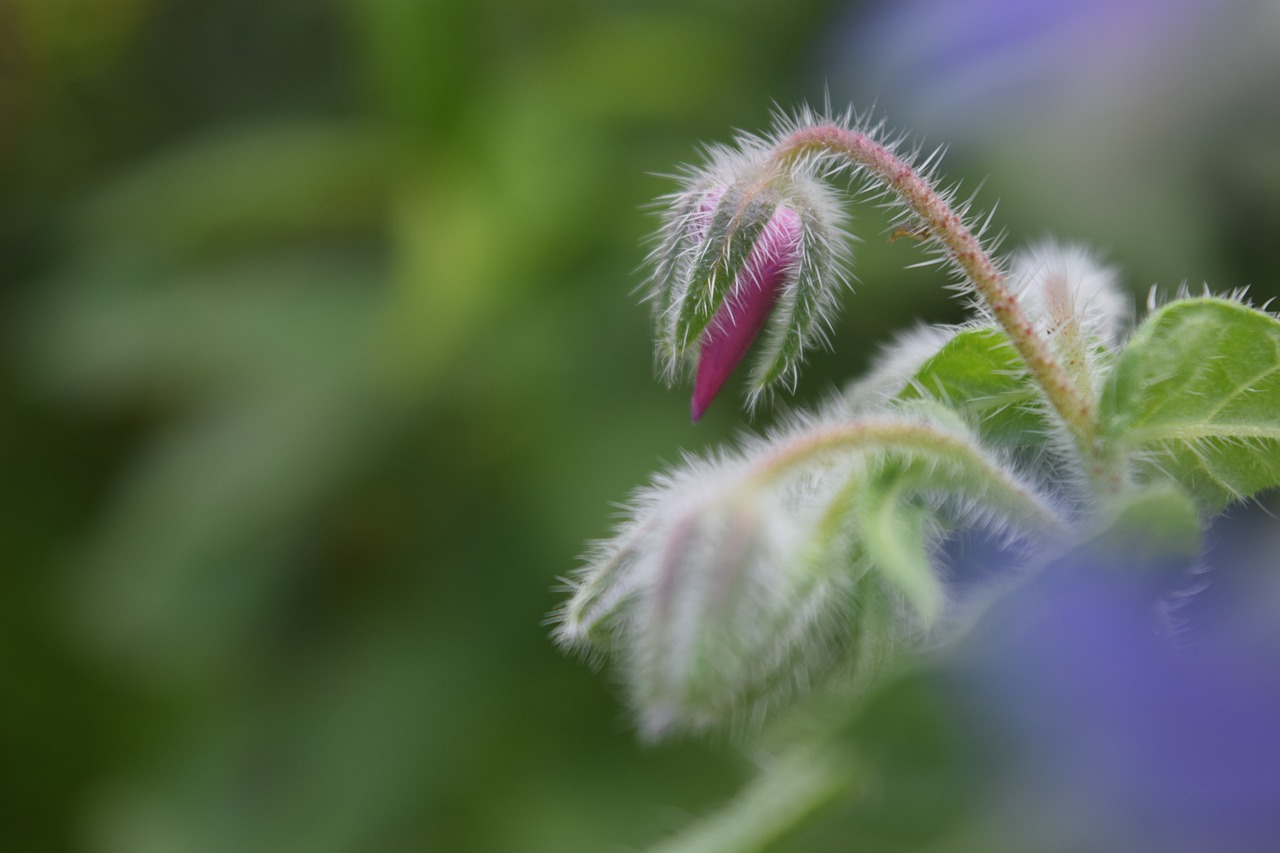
top-left (672, 189), bottom-right (775, 353)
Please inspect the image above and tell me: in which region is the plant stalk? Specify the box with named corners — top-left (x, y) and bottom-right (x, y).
top-left (771, 125), bottom-right (1101, 462)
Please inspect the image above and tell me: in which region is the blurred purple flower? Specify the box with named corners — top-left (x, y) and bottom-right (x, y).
top-left (828, 0), bottom-right (1241, 134)
top-left (821, 0), bottom-right (1280, 288)
top-left (961, 565), bottom-right (1280, 852)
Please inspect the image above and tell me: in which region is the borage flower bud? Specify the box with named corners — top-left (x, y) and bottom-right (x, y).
top-left (554, 446), bottom-right (868, 739)
top-left (1008, 242), bottom-right (1127, 399)
top-left (649, 149), bottom-right (848, 419)
top-left (692, 205), bottom-right (803, 421)
top-left (1009, 242), bottom-right (1126, 346)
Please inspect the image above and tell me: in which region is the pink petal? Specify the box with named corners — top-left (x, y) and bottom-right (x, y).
top-left (692, 206), bottom-right (803, 421)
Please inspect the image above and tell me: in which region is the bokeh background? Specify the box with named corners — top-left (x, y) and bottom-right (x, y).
top-left (4, 0), bottom-right (1280, 850)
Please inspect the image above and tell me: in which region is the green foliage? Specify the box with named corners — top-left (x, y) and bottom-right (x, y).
top-left (1083, 483), bottom-right (1203, 568)
top-left (2, 2), bottom-right (843, 851)
top-left (858, 469), bottom-right (942, 623)
top-left (899, 327), bottom-right (1042, 449)
top-left (627, 294), bottom-right (1280, 852)
top-left (7, 1), bottom-right (1280, 851)
top-left (1101, 298), bottom-right (1280, 512)
top-left (563, 104), bottom-right (1280, 853)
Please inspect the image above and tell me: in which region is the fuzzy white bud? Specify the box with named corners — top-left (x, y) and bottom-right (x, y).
top-left (648, 130), bottom-right (850, 417)
top-left (1010, 242), bottom-right (1128, 346)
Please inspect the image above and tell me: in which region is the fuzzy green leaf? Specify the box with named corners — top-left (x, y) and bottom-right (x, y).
top-left (1081, 484), bottom-right (1202, 570)
top-left (777, 403), bottom-right (1065, 626)
top-left (859, 469), bottom-right (943, 624)
top-left (1100, 298), bottom-right (1280, 513)
top-left (898, 327), bottom-right (1043, 449)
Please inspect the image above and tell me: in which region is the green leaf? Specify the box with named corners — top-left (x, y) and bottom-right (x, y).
top-left (1081, 484), bottom-right (1202, 570)
top-left (859, 469), bottom-right (943, 625)
top-left (1100, 298), bottom-right (1280, 512)
top-left (898, 327), bottom-right (1044, 450)
top-left (763, 402), bottom-right (1067, 627)
top-left (751, 401), bottom-right (1065, 538)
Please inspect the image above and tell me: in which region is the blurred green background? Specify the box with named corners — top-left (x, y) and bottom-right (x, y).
top-left (3, 0), bottom-right (1279, 850)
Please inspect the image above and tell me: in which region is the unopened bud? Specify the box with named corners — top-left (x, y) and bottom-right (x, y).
top-left (649, 146), bottom-right (848, 418)
top-left (554, 441), bottom-right (864, 737)
top-left (692, 205), bottom-right (804, 420)
top-left (1010, 242), bottom-right (1126, 345)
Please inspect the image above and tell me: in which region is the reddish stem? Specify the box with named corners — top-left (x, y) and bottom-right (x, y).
top-left (772, 126), bottom-right (1099, 451)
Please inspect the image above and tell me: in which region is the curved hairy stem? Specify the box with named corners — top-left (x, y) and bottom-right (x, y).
top-left (748, 415), bottom-right (1069, 538)
top-left (771, 126), bottom-right (1101, 461)
top-left (647, 746), bottom-right (853, 853)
